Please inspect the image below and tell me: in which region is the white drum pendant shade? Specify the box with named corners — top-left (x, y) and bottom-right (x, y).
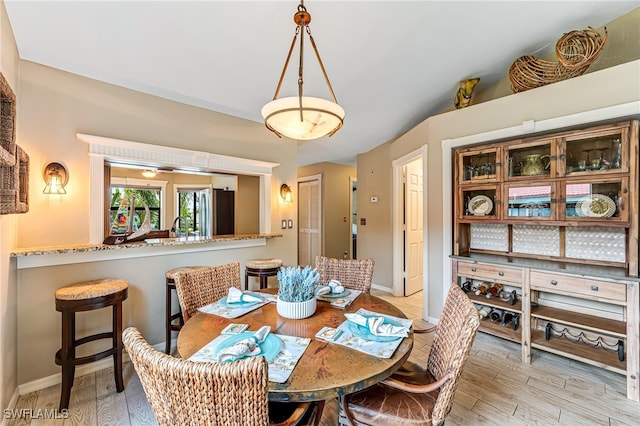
top-left (262, 96), bottom-right (345, 141)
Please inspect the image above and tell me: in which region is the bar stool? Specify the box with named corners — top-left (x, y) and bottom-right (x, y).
top-left (245, 258), bottom-right (283, 290)
top-left (54, 278), bottom-right (128, 410)
top-left (165, 266), bottom-right (208, 354)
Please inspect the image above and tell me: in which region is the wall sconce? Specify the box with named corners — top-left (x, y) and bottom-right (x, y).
top-left (280, 183), bottom-right (292, 203)
top-left (42, 162), bottom-right (68, 194)
top-left (142, 169), bottom-right (157, 178)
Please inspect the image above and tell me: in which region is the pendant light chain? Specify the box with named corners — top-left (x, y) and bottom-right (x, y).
top-left (261, 0), bottom-right (344, 140)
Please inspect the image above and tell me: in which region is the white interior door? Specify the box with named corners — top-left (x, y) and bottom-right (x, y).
top-left (405, 158), bottom-right (423, 296)
top-left (298, 176), bottom-right (322, 267)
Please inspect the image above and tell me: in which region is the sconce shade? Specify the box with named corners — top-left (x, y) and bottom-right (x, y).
top-left (42, 162), bottom-right (68, 194)
top-left (280, 183), bottom-right (293, 203)
top-left (262, 1), bottom-right (344, 141)
top-left (142, 169), bottom-right (157, 178)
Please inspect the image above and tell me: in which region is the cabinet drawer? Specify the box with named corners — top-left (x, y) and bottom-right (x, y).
top-left (457, 261), bottom-right (522, 283)
top-left (530, 271), bottom-right (626, 302)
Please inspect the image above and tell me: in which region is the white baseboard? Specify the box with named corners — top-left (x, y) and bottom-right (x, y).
top-left (425, 315), bottom-right (440, 325)
top-left (371, 283), bottom-right (393, 293)
top-left (15, 340), bottom-right (170, 396)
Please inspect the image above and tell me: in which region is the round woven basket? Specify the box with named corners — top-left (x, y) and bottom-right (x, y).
top-left (509, 26), bottom-right (607, 93)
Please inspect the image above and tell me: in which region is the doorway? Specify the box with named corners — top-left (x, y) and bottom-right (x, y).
top-left (392, 148), bottom-right (426, 303)
top-left (349, 177), bottom-right (357, 259)
top-left (298, 174), bottom-right (322, 267)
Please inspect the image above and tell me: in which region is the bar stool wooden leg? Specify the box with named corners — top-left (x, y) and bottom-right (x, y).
top-left (113, 301), bottom-right (124, 392)
top-left (59, 310), bottom-right (75, 410)
top-left (165, 280), bottom-right (173, 354)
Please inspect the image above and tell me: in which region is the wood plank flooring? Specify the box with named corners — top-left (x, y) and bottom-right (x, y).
top-left (8, 290), bottom-right (640, 425)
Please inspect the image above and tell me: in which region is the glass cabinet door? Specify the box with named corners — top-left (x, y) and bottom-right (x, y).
top-left (460, 186), bottom-right (498, 219)
top-left (562, 125), bottom-right (629, 176)
top-left (457, 147), bottom-right (501, 184)
top-left (563, 179), bottom-right (627, 221)
top-left (504, 138), bottom-right (556, 179)
top-left (505, 184), bottom-right (554, 220)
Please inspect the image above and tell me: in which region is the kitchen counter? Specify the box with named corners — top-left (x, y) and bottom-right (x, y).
top-left (11, 233), bottom-right (282, 269)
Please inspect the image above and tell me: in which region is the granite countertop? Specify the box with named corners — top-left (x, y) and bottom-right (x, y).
top-left (11, 233), bottom-right (282, 257)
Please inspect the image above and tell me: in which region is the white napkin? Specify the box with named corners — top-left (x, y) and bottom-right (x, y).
top-left (216, 325), bottom-right (271, 362)
top-left (345, 313), bottom-right (409, 338)
top-left (227, 287), bottom-right (263, 304)
top-left (316, 279), bottom-right (345, 296)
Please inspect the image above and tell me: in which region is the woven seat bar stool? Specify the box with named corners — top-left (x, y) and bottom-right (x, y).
top-left (54, 278), bottom-right (128, 410)
top-left (245, 258), bottom-right (283, 290)
top-left (164, 266), bottom-right (211, 354)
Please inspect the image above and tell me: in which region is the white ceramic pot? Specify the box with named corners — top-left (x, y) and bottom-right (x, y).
top-left (276, 297), bottom-right (317, 320)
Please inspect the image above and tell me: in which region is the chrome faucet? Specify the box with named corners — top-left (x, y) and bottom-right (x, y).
top-left (170, 216), bottom-right (190, 237)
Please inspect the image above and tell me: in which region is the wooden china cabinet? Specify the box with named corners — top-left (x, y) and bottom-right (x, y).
top-left (451, 120), bottom-right (640, 401)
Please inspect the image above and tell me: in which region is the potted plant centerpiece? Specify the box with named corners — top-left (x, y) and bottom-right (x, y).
top-left (276, 266), bottom-right (319, 319)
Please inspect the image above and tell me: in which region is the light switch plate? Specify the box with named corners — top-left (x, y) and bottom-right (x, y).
top-left (281, 220), bottom-right (287, 229)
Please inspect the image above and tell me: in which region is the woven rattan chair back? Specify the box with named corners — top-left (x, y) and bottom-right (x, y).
top-left (427, 284), bottom-right (480, 424)
top-left (173, 262), bottom-right (240, 322)
top-left (123, 327), bottom-right (269, 426)
top-left (314, 256), bottom-right (374, 293)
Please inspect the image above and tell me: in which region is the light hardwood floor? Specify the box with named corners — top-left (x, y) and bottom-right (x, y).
top-left (8, 290), bottom-right (640, 425)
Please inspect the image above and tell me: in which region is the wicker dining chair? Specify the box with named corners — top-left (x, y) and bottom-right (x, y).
top-left (314, 256), bottom-right (375, 293)
top-left (339, 284), bottom-right (480, 426)
top-left (123, 327), bottom-right (316, 426)
top-left (172, 262), bottom-right (240, 322)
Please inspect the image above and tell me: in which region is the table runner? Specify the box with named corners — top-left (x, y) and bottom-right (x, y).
top-left (188, 333), bottom-right (310, 383)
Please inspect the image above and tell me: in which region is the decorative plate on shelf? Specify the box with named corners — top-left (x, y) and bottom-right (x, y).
top-left (468, 195), bottom-right (493, 216)
top-left (576, 194), bottom-right (616, 218)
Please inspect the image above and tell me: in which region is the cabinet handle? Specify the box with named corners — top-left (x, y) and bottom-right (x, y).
top-left (498, 272), bottom-right (504, 276)
top-left (471, 267), bottom-right (476, 272)
top-left (550, 280), bottom-right (558, 285)
top-left (591, 286), bottom-right (599, 291)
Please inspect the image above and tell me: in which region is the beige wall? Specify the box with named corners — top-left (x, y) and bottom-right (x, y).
top-left (16, 61), bottom-right (295, 248)
top-left (0, 0), bottom-right (19, 411)
top-left (11, 61), bottom-right (299, 385)
top-left (357, 12), bottom-right (640, 320)
top-left (236, 174), bottom-right (260, 234)
top-left (298, 162), bottom-right (356, 260)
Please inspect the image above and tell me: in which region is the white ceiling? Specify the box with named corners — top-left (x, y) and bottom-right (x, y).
top-left (4, 1), bottom-right (637, 166)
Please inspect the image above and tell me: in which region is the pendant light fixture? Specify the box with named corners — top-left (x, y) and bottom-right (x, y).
top-left (261, 1), bottom-right (344, 141)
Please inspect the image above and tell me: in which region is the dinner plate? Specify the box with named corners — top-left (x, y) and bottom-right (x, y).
top-left (214, 332), bottom-right (282, 362)
top-left (468, 195), bottom-right (493, 216)
top-left (347, 315), bottom-right (405, 342)
top-left (318, 289), bottom-right (350, 299)
top-left (578, 194), bottom-right (616, 218)
top-left (219, 292), bottom-right (264, 307)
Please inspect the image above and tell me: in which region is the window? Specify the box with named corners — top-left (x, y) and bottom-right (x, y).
top-left (110, 177), bottom-right (167, 233)
top-left (175, 186), bottom-right (212, 236)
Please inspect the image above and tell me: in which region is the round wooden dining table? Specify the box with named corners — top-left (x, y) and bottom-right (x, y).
top-left (177, 288), bottom-right (414, 402)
